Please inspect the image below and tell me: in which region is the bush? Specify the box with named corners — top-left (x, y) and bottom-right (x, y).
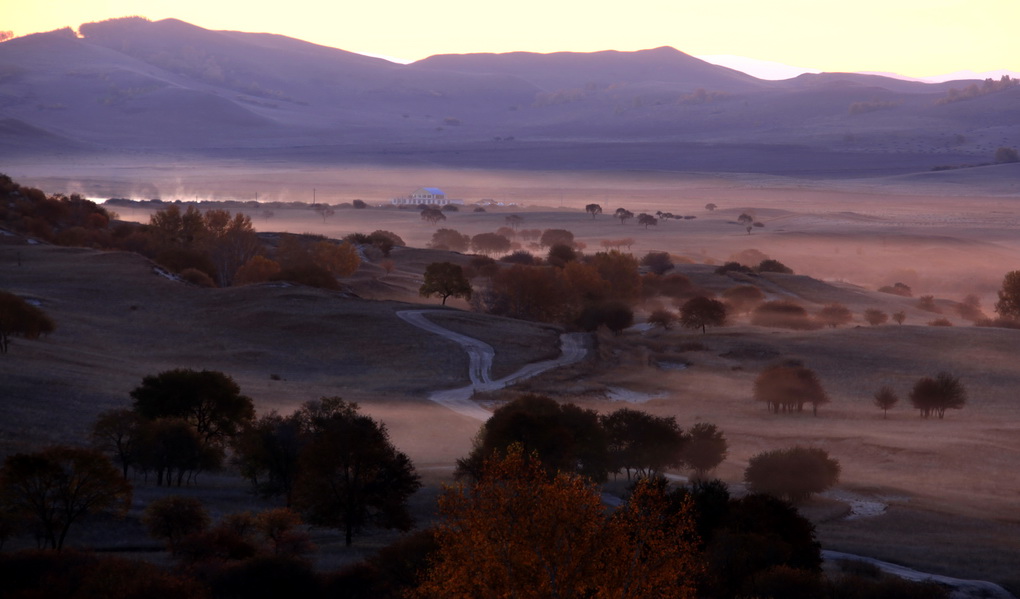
top-left (756, 259), bottom-right (793, 274)
top-left (915, 295), bottom-right (941, 313)
top-left (744, 447), bottom-right (840, 503)
top-left (863, 308), bottom-right (888, 326)
top-left (878, 282), bottom-right (912, 297)
top-left (640, 251), bottom-right (674, 275)
top-left (576, 302), bottom-right (634, 334)
top-left (179, 268), bottom-right (217, 287)
top-left (751, 300), bottom-right (820, 330)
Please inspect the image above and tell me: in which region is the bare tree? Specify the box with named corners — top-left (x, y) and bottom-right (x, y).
top-left (873, 386), bottom-right (898, 418)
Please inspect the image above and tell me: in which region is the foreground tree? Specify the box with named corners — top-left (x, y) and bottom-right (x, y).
top-left (909, 372), bottom-right (966, 419)
top-left (419, 262), bottom-right (472, 305)
top-left (994, 270), bottom-right (1020, 320)
top-left (679, 296), bottom-right (727, 334)
top-left (0, 290), bottom-right (56, 353)
top-left (753, 364), bottom-right (829, 415)
top-left (743, 447), bottom-right (840, 503)
top-left (142, 495), bottom-right (210, 554)
top-left (293, 398), bottom-right (421, 546)
top-left (416, 446), bottom-right (701, 599)
top-left (602, 408), bottom-right (686, 479)
top-left (0, 446), bottom-right (132, 549)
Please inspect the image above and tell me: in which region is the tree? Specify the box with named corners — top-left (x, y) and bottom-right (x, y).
top-left (994, 270), bottom-right (1020, 320)
top-left (417, 445), bottom-right (701, 599)
top-left (420, 207), bottom-right (446, 225)
top-left (232, 411), bottom-right (305, 506)
top-left (863, 308), bottom-right (888, 326)
top-left (753, 364), bottom-right (829, 416)
top-left (135, 418), bottom-right (218, 486)
top-left (0, 446), bottom-right (132, 550)
top-left (429, 228), bottom-right (470, 252)
top-left (722, 285), bottom-right (765, 315)
top-left (142, 495), bottom-right (210, 554)
top-left (638, 213), bottom-right (658, 228)
top-left (909, 372), bottom-right (966, 419)
top-left (873, 386), bottom-right (898, 419)
top-left (539, 228), bottom-right (574, 248)
top-left (892, 310), bottom-right (907, 325)
top-left (585, 203), bottom-right (603, 218)
top-left (816, 303), bottom-right (853, 328)
top-left (743, 447), bottom-right (840, 503)
top-left (131, 369), bottom-right (255, 447)
top-left (590, 250), bottom-right (642, 303)
top-left (470, 232), bottom-right (511, 256)
top-left (679, 296), bottom-right (727, 333)
top-left (352, 199), bottom-right (367, 209)
top-left (602, 408), bottom-right (686, 479)
top-left (705, 203), bottom-right (717, 211)
top-left (201, 209), bottom-right (262, 286)
top-left (0, 290), bottom-right (56, 353)
top-left (614, 207), bottom-right (634, 224)
top-left (641, 251), bottom-right (673, 275)
top-left (312, 204), bottom-right (335, 222)
top-left (756, 259), bottom-right (793, 274)
top-left (994, 146), bottom-right (1020, 163)
top-left (504, 214), bottom-right (523, 230)
top-left (751, 300), bottom-right (819, 330)
top-left (90, 408), bottom-right (143, 478)
top-left (293, 397), bottom-right (421, 546)
top-left (681, 422), bottom-right (727, 478)
top-left (457, 395), bottom-right (610, 482)
top-left (648, 308), bottom-right (678, 330)
top-left (233, 255), bottom-right (282, 286)
top-left (419, 262), bottom-right (472, 305)
top-left (310, 240), bottom-right (360, 276)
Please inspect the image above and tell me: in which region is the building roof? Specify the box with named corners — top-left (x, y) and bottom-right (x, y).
top-left (418, 187), bottom-right (445, 195)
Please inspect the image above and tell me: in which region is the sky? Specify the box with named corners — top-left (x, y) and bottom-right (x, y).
top-left (5, 0), bottom-right (1019, 78)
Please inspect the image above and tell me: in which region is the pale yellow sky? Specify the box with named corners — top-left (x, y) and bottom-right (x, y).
top-left (5, 0), bottom-right (1018, 77)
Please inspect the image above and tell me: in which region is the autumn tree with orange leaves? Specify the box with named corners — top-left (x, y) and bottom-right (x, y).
top-left (414, 445), bottom-right (701, 599)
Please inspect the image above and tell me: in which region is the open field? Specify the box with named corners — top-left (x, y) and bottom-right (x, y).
top-left (2, 162), bottom-right (1020, 591)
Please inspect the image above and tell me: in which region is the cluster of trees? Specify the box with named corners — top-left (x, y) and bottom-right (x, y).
top-left (744, 447), bottom-right (841, 503)
top-left (455, 395), bottom-right (727, 482)
top-left (935, 74), bottom-right (1018, 105)
top-left (754, 363), bottom-right (830, 416)
top-left (0, 174), bottom-right (113, 247)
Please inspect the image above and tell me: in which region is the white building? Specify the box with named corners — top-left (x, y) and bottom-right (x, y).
top-left (391, 187), bottom-right (464, 206)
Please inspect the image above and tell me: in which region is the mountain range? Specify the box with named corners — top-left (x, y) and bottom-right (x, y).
top-left (2, 17), bottom-right (1018, 176)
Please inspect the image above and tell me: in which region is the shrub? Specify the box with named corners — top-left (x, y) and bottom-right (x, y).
top-left (915, 295), bottom-right (941, 313)
top-left (863, 308), bottom-right (888, 326)
top-left (878, 282), bottom-right (912, 297)
top-left (751, 300), bottom-right (820, 330)
top-left (179, 267), bottom-right (217, 287)
top-left (756, 259), bottom-right (792, 274)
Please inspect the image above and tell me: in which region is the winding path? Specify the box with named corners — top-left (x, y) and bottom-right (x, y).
top-left (396, 310), bottom-right (588, 420)
top-left (822, 551), bottom-right (1016, 599)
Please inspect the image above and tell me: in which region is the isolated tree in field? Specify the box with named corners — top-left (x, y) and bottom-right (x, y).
top-left (504, 214), bottom-right (523, 230)
top-left (754, 364), bottom-right (829, 415)
top-left (585, 203), bottom-right (603, 218)
top-left (864, 308), bottom-right (888, 326)
top-left (420, 207), bottom-right (446, 225)
top-left (722, 285), bottom-right (765, 315)
top-left (638, 213), bottom-right (658, 228)
top-left (705, 203), bottom-right (717, 211)
top-left (470, 232), bottom-right (511, 256)
top-left (130, 368), bottom-right (255, 447)
top-left (142, 495), bottom-right (210, 554)
top-left (0, 290), bottom-right (55, 354)
top-left (419, 261), bottom-right (472, 305)
top-left (0, 446), bottom-right (132, 550)
top-left (874, 386), bottom-right (898, 419)
top-left (679, 296), bottom-right (727, 333)
top-left (417, 445), bottom-right (700, 599)
top-left (293, 397), bottom-right (420, 546)
top-left (994, 270), bottom-right (1020, 320)
top-left (602, 408), bottom-right (686, 479)
top-left (737, 213), bottom-right (754, 226)
top-left (458, 395), bottom-right (610, 482)
top-left (641, 251), bottom-right (674, 275)
top-left (614, 207), bottom-right (634, 225)
top-left (909, 372), bottom-right (966, 419)
top-left (429, 228), bottom-right (470, 252)
top-left (879, 282), bottom-right (913, 297)
top-left (681, 422), bottom-right (728, 478)
top-left (312, 203), bottom-right (335, 222)
top-left (744, 447), bottom-right (840, 503)
top-left (892, 310), bottom-right (907, 325)
top-left (816, 303), bottom-right (853, 328)
top-left (648, 308), bottom-right (678, 330)
top-left (994, 146), bottom-right (1020, 163)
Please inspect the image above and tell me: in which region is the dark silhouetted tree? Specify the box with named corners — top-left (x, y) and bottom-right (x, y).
top-left (705, 203), bottom-right (717, 211)
top-left (602, 408), bottom-right (686, 479)
top-left (909, 372), bottom-right (966, 419)
top-left (539, 228), bottom-right (575, 248)
top-left (892, 310), bottom-right (907, 325)
top-left (90, 408), bottom-right (143, 478)
top-left (638, 213), bottom-right (658, 228)
top-left (874, 386), bottom-right (898, 419)
top-left (614, 207), bottom-right (634, 224)
top-left (640, 251), bottom-right (673, 275)
top-left (420, 207), bottom-right (445, 225)
top-left (429, 228), bottom-right (470, 252)
top-left (585, 203), bottom-right (603, 218)
top-left (419, 262), bottom-right (472, 305)
top-left (0, 446), bottom-right (132, 549)
top-left (756, 259), bottom-right (793, 274)
top-left (546, 243), bottom-right (578, 268)
top-left (879, 282), bottom-right (913, 297)
top-left (681, 422), bottom-right (728, 478)
top-left (994, 270), bottom-right (1020, 320)
top-left (231, 411), bottom-right (304, 506)
top-left (679, 296), bottom-right (727, 333)
top-left (0, 290), bottom-right (55, 353)
top-left (648, 308), bottom-right (678, 330)
top-left (863, 308), bottom-right (888, 326)
top-left (576, 301), bottom-right (634, 334)
top-left (470, 232), bottom-right (511, 256)
top-left (754, 364), bottom-right (829, 415)
top-left (744, 447), bottom-right (840, 503)
top-left (293, 397), bottom-right (421, 546)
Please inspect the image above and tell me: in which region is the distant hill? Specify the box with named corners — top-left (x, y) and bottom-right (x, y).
top-left (1, 17), bottom-right (1018, 175)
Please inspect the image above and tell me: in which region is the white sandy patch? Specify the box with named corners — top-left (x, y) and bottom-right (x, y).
top-left (605, 386), bottom-right (666, 403)
top-left (823, 550), bottom-right (1016, 599)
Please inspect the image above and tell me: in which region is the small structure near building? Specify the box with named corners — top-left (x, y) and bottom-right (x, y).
top-left (391, 187), bottom-right (464, 206)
